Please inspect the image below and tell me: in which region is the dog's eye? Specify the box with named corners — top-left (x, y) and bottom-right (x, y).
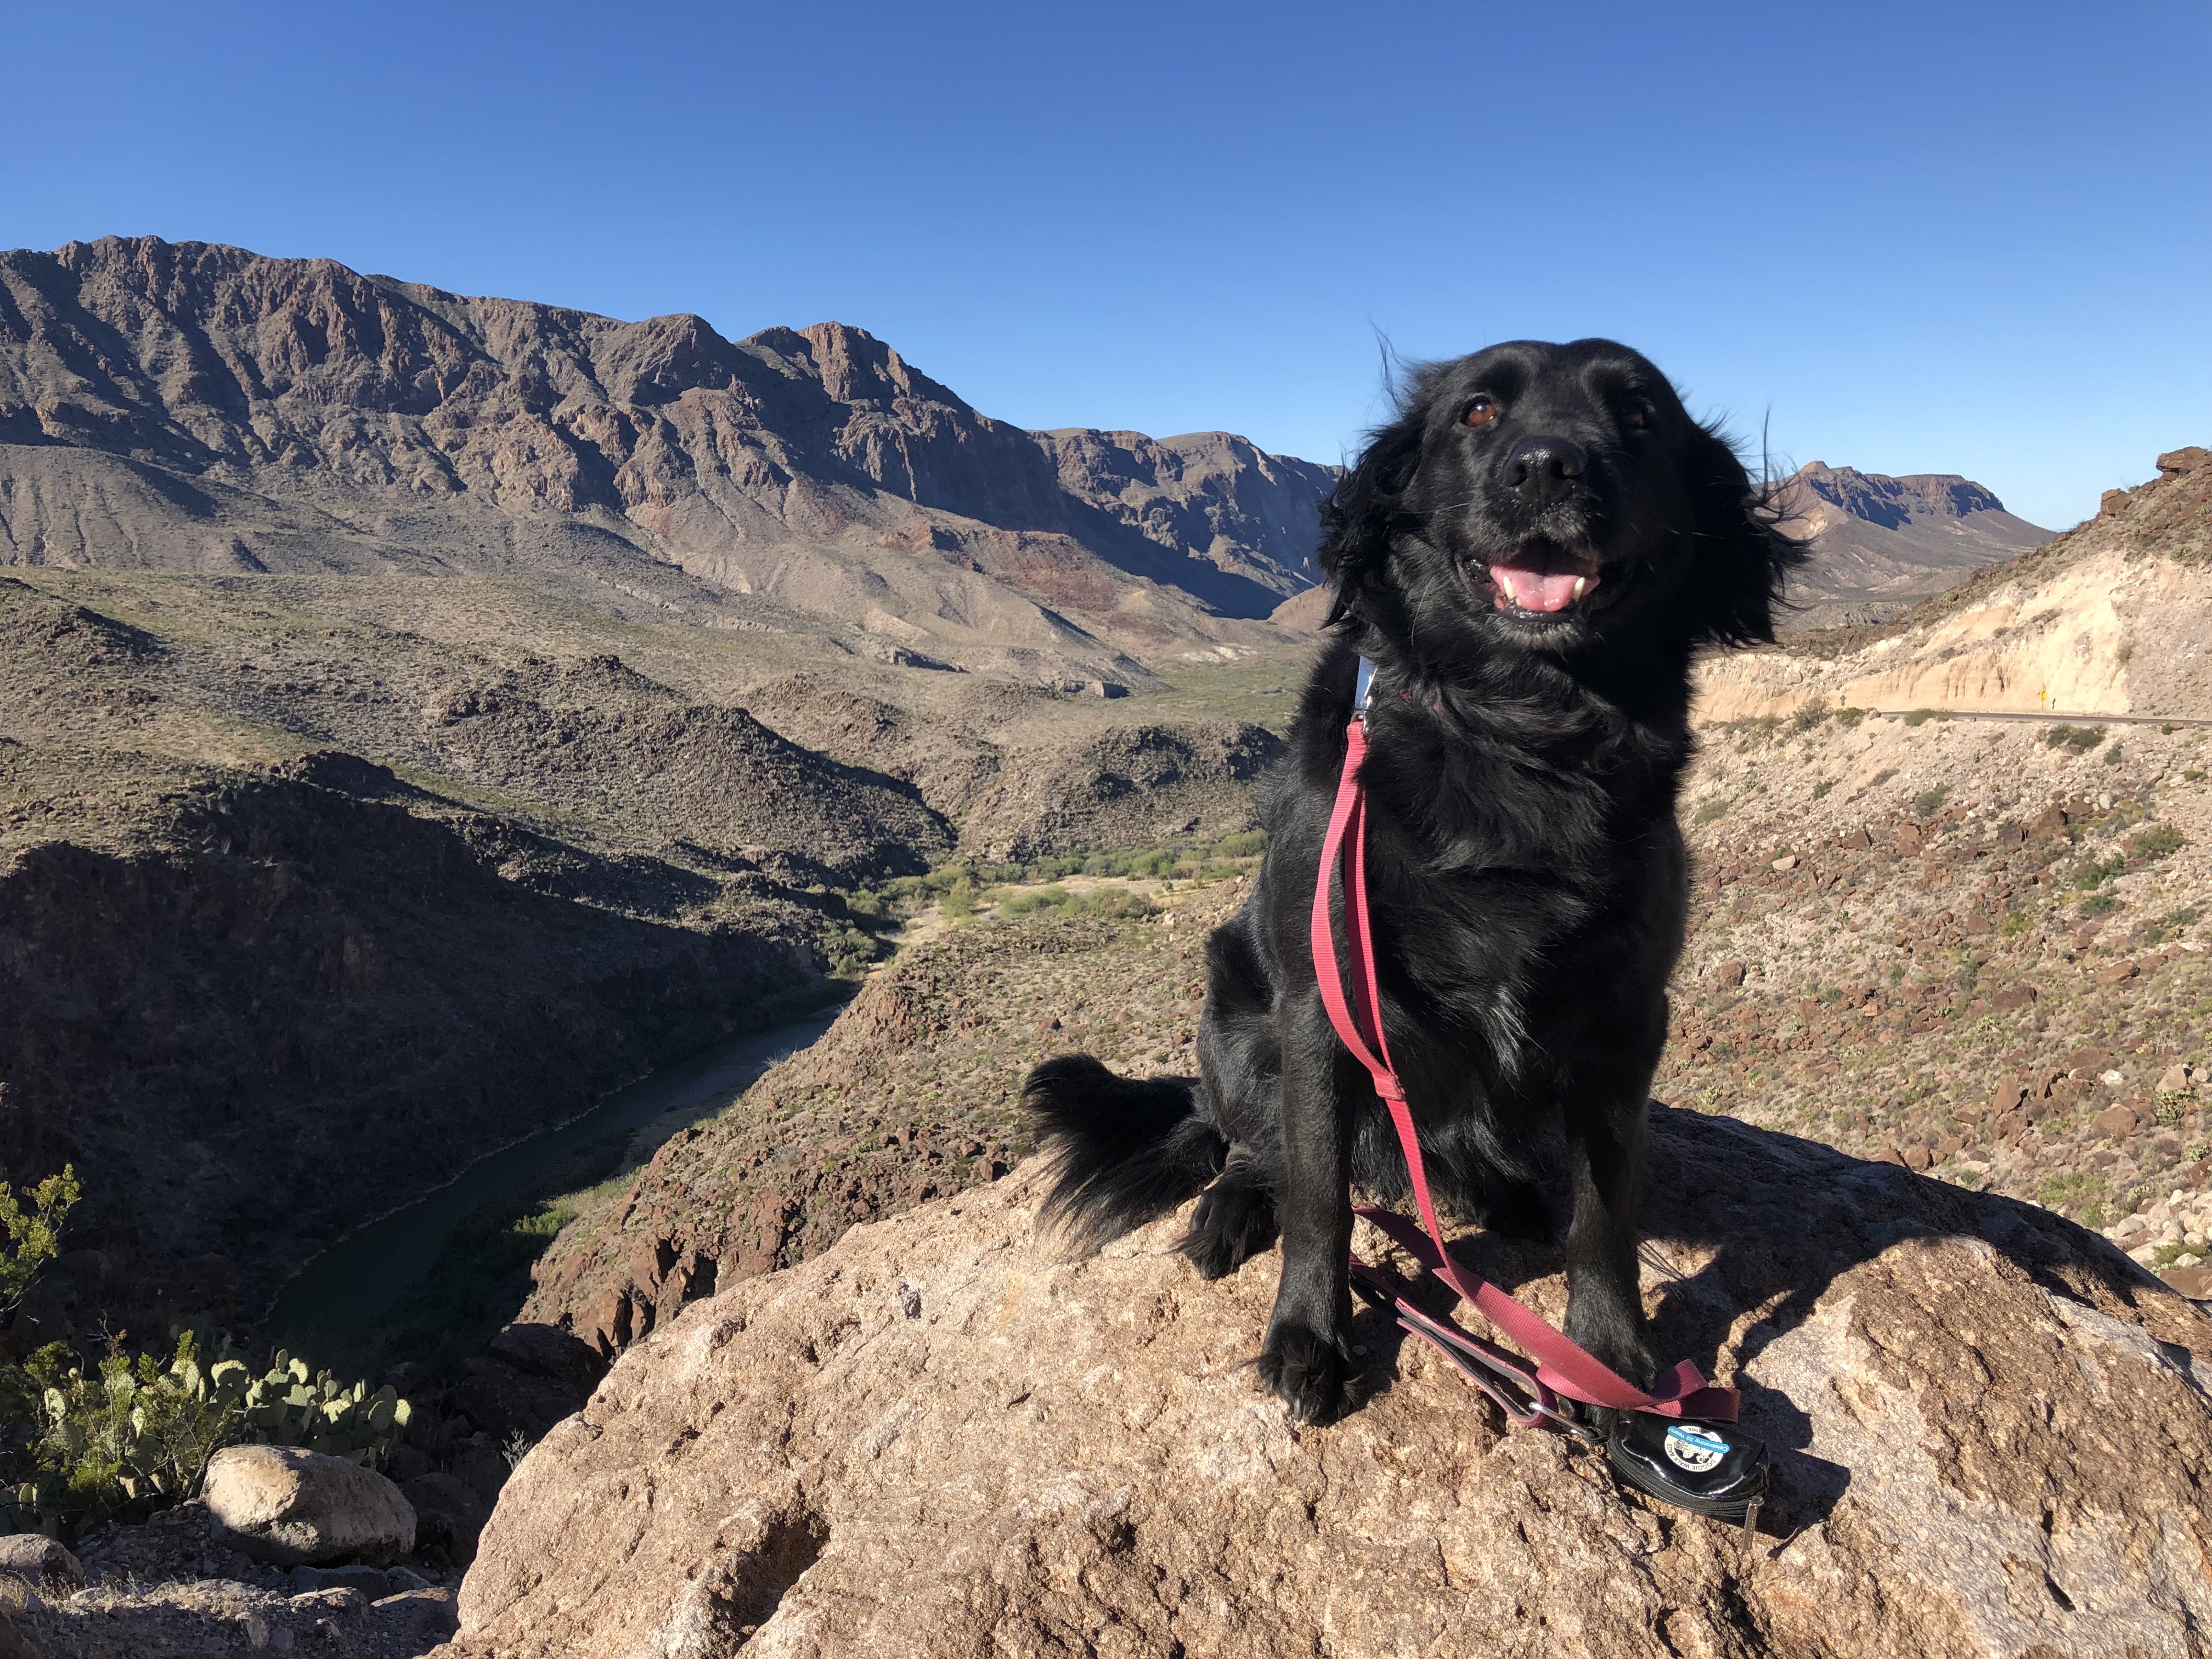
top-left (1463, 397), bottom-right (1499, 429)
top-left (1622, 403), bottom-right (1649, 429)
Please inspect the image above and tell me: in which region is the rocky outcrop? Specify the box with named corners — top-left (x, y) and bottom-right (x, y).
top-left (0, 236), bottom-right (1324, 658)
top-left (1771, 461), bottom-right (2050, 630)
top-left (445, 1114), bottom-right (2212, 1658)
top-left (204, 1446), bottom-right (416, 1567)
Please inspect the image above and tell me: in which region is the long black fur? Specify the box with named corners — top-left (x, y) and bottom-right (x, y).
top-left (1026, 339), bottom-right (1803, 1423)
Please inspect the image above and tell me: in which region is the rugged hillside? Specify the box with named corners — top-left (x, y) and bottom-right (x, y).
top-left (1773, 460), bottom-right (2050, 629)
top-left (521, 889), bottom-right (1221, 1348)
top-left (0, 237), bottom-right (1331, 676)
top-left (1701, 445), bottom-right (2212, 720)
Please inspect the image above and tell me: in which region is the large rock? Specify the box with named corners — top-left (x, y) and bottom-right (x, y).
top-left (0, 1532), bottom-right (83, 1592)
top-left (203, 1446), bottom-right (416, 1567)
top-left (439, 1114), bottom-right (2212, 1658)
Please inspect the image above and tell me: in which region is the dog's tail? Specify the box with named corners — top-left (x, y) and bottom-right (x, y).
top-left (1023, 1054), bottom-right (1226, 1253)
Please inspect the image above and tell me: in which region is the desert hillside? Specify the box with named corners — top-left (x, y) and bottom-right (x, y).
top-left (1771, 460), bottom-right (2050, 629)
top-left (1699, 445), bottom-right (2211, 720)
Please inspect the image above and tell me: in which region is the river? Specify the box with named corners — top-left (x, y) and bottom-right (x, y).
top-left (263, 1007), bottom-right (842, 1350)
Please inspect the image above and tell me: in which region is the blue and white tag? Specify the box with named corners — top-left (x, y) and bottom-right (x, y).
top-left (1664, 1424), bottom-right (1730, 1473)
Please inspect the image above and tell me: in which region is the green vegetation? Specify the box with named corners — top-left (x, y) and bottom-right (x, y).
top-left (2126, 823), bottom-right (2186, 864)
top-left (1900, 709), bottom-right (1942, 727)
top-left (10, 1334), bottom-right (409, 1538)
top-left (1870, 768), bottom-right (1898, 789)
top-left (2069, 851), bottom-right (2128, 891)
top-left (1789, 703), bottom-right (1830, 735)
top-left (1691, 797), bottom-right (1730, 825)
top-left (2079, 890), bottom-right (2118, 917)
top-left (1912, 785), bottom-right (1951, 816)
top-left (0, 1165), bottom-right (78, 1309)
top-left (1835, 707), bottom-right (1867, 727)
top-left (2102, 742), bottom-right (2125, 766)
top-left (0, 1167), bottom-right (433, 1539)
top-left (998, 885), bottom-right (1154, 920)
top-left (2045, 724), bottom-right (2107, 752)
top-left (1810, 781), bottom-right (1833, 800)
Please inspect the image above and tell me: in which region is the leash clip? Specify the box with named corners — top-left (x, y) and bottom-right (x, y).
top-left (1353, 654), bottom-right (1378, 721)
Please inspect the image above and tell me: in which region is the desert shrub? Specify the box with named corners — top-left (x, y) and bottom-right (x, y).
top-left (2079, 890), bottom-right (2118, 917)
top-left (2102, 742), bottom-right (2124, 766)
top-left (0, 1165), bottom-right (77, 1310)
top-left (1835, 707), bottom-right (1867, 727)
top-left (2045, 724), bottom-right (2106, 751)
top-left (2127, 823), bottom-right (2185, 863)
top-left (1901, 709), bottom-right (1936, 727)
top-left (2070, 853), bottom-right (2126, 891)
top-left (1691, 797), bottom-right (1729, 826)
top-left (1870, 768), bottom-right (1898, 788)
top-left (1790, 703), bottom-right (1830, 735)
top-left (1912, 785), bottom-right (1951, 816)
top-left (1811, 780), bottom-right (1833, 800)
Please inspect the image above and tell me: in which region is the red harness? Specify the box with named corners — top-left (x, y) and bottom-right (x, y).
top-left (1308, 677), bottom-right (1738, 1433)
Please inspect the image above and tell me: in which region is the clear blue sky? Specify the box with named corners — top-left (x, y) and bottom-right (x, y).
top-left (5, 1), bottom-right (2205, 529)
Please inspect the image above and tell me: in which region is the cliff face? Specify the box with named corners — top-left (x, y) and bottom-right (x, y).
top-left (0, 238), bottom-right (1332, 658)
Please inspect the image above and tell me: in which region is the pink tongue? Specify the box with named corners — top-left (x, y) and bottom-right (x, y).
top-left (1491, 565), bottom-right (1595, 613)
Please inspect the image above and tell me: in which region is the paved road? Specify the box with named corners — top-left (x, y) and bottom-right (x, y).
top-left (1859, 709), bottom-right (2212, 730)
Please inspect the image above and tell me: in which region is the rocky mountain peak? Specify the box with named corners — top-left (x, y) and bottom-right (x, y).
top-left (1788, 460), bottom-right (2011, 530)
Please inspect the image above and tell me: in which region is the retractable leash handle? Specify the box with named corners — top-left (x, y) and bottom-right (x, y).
top-left (1311, 658), bottom-right (1770, 1528)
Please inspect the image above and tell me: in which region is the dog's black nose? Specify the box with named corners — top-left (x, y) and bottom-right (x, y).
top-left (1503, 436), bottom-right (1587, 504)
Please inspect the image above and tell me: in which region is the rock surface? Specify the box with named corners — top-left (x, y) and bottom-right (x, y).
top-left (0, 1531), bottom-right (83, 1591)
top-left (204, 1446), bottom-right (417, 1567)
top-left (448, 1119), bottom-right (2212, 1658)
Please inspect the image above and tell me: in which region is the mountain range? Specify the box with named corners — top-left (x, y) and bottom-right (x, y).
top-left (0, 237), bottom-right (1338, 682)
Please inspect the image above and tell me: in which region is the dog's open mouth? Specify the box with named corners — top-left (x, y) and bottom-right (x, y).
top-left (1489, 544), bottom-right (1602, 617)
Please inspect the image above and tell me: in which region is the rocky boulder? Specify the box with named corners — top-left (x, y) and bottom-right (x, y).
top-left (0, 1532), bottom-right (83, 1593)
top-left (439, 1109), bottom-right (2212, 1658)
top-left (204, 1446), bottom-right (416, 1567)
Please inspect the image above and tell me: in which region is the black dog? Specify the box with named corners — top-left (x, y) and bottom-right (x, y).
top-left (1025, 339), bottom-right (1800, 1424)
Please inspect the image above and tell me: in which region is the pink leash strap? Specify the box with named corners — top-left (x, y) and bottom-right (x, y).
top-left (1308, 697), bottom-right (1737, 1425)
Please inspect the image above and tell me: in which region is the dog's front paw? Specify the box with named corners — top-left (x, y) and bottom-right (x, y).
top-left (1259, 1317), bottom-right (1351, 1424)
top-left (1565, 1304), bottom-right (1657, 1395)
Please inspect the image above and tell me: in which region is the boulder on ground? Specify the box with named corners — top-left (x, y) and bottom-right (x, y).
top-left (439, 1113), bottom-right (2212, 1659)
top-left (0, 1532), bottom-right (83, 1592)
top-left (203, 1445), bottom-right (415, 1567)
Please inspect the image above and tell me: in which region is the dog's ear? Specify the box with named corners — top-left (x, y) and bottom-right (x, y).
top-left (1319, 410), bottom-right (1427, 628)
top-left (1683, 422), bottom-right (1808, 647)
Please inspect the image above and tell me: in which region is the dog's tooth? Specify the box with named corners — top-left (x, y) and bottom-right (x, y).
top-left (1499, 573), bottom-right (1517, 604)
top-left (1573, 576), bottom-right (1587, 601)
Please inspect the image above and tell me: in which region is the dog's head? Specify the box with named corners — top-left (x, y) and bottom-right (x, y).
top-left (1319, 340), bottom-right (1802, 665)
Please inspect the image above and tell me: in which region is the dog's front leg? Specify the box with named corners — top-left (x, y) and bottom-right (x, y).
top-left (1257, 991), bottom-right (1356, 1423)
top-left (1561, 1084), bottom-right (1658, 1394)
